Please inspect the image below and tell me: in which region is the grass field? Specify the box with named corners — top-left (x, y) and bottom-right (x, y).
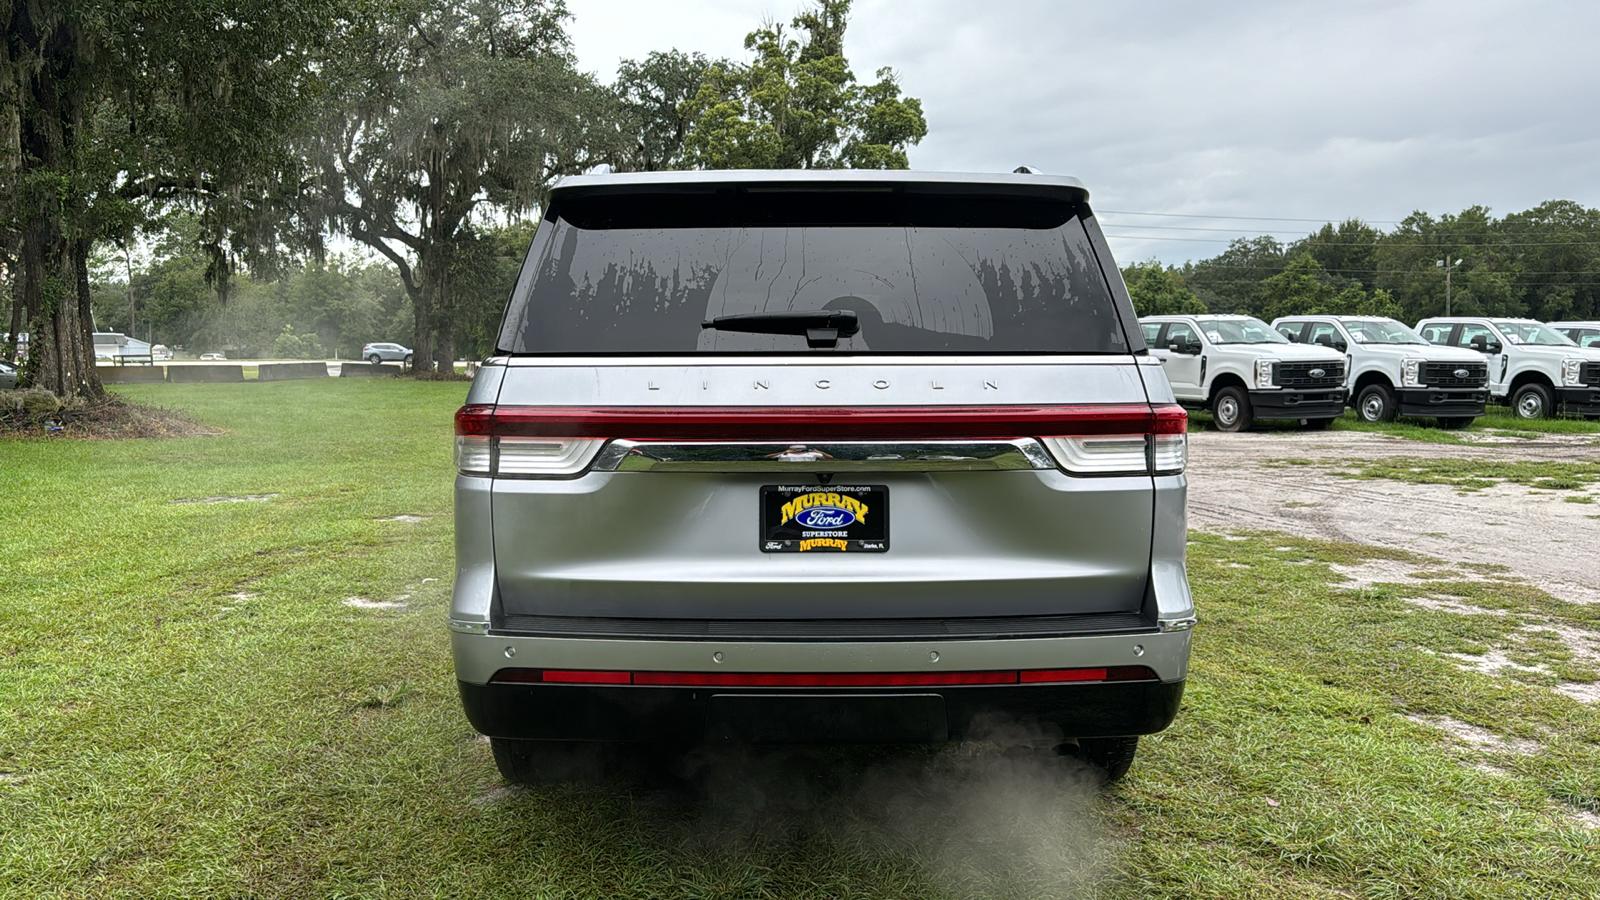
top-left (3, 381), bottom-right (1598, 898)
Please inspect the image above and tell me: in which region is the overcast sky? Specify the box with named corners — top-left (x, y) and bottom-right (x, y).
top-left (566, 0), bottom-right (1600, 266)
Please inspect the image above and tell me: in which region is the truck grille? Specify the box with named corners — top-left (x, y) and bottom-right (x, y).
top-left (1422, 361), bottom-right (1488, 388)
top-left (1274, 361), bottom-right (1345, 389)
top-left (1583, 362), bottom-right (1600, 388)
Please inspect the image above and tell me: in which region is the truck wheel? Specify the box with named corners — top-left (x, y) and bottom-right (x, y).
top-left (1511, 383), bottom-right (1553, 419)
top-left (491, 738), bottom-right (628, 785)
top-left (1356, 384), bottom-right (1397, 423)
top-left (1437, 416), bottom-right (1475, 429)
top-left (1068, 736), bottom-right (1140, 783)
top-left (1212, 386), bottom-right (1253, 432)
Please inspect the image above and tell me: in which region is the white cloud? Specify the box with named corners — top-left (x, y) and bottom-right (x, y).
top-left (567, 0), bottom-right (1600, 264)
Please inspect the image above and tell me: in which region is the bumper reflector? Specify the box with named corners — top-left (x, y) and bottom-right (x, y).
top-left (489, 666), bottom-right (1158, 687)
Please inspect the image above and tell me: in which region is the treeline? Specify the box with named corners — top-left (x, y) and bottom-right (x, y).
top-left (1123, 200), bottom-right (1600, 325)
top-left (87, 218), bottom-right (530, 361)
top-left (3, 0), bottom-right (926, 395)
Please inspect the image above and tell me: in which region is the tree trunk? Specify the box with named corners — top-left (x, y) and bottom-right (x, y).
top-left (11, 6), bottom-right (102, 399)
top-left (435, 316), bottom-right (455, 375)
top-left (4, 271), bottom-right (20, 362)
top-left (410, 262), bottom-right (437, 376)
top-left (18, 218), bottom-right (101, 398)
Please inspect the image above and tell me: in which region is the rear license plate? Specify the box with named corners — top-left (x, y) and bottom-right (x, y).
top-left (760, 484), bottom-right (889, 552)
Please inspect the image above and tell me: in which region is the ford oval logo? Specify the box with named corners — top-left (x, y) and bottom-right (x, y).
top-left (1454, 368), bottom-right (1470, 379)
top-left (1308, 368), bottom-right (1326, 378)
top-left (794, 506), bottom-right (857, 529)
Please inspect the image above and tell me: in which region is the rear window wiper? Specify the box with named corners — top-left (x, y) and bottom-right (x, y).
top-left (701, 310), bottom-right (860, 349)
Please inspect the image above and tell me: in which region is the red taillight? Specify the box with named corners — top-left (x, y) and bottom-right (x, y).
top-left (1152, 404), bottom-right (1188, 434)
top-left (540, 670), bottom-right (631, 685)
top-left (455, 404), bottom-right (1186, 441)
top-left (631, 671), bottom-right (1018, 687)
top-left (489, 666), bottom-right (1159, 686)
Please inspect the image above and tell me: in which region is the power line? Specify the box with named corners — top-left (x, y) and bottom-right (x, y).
top-left (1098, 209), bottom-right (1407, 225)
top-left (1104, 233), bottom-right (1600, 248)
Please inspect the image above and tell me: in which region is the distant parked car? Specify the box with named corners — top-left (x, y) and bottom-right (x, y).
top-left (199, 353), bottom-right (227, 361)
top-left (362, 342), bottom-right (412, 366)
top-left (0, 359), bottom-right (16, 390)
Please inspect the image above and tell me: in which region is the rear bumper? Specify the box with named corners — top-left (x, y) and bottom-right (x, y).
top-left (1396, 388), bottom-right (1488, 417)
top-left (451, 624), bottom-right (1191, 743)
top-left (1557, 387), bottom-right (1600, 415)
top-left (458, 677), bottom-right (1185, 743)
top-left (1249, 388), bottom-right (1348, 420)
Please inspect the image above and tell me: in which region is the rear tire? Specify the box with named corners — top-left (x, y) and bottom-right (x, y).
top-left (1212, 386), bottom-right (1253, 433)
top-left (490, 738), bottom-right (630, 785)
top-left (1438, 416), bottom-right (1475, 429)
top-left (367, 353), bottom-right (382, 365)
top-left (1356, 383), bottom-right (1397, 423)
top-left (1511, 383), bottom-right (1554, 419)
top-left (1069, 736), bottom-right (1140, 782)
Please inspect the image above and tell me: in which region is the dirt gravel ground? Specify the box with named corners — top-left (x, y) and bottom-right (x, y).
top-left (1187, 429), bottom-right (1600, 606)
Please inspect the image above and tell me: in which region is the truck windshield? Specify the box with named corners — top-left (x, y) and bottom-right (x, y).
top-left (1194, 317), bottom-right (1287, 345)
top-left (497, 191), bottom-right (1131, 355)
top-left (1345, 319), bottom-right (1429, 345)
top-left (1492, 322), bottom-right (1576, 346)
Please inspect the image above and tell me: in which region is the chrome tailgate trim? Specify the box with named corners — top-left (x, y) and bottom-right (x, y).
top-left (592, 439), bottom-right (1055, 472)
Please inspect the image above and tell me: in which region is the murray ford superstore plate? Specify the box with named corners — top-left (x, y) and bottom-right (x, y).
top-left (760, 485), bottom-right (889, 552)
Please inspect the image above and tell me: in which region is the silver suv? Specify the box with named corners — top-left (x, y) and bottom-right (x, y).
top-left (452, 169), bottom-right (1194, 783)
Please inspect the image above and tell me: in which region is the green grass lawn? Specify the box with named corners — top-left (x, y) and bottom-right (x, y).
top-left (3, 381), bottom-right (1598, 898)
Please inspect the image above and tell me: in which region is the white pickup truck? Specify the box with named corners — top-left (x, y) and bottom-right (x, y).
top-left (1142, 314), bottom-right (1348, 432)
top-left (1550, 321), bottom-right (1600, 350)
top-left (1415, 317), bottom-right (1600, 419)
top-left (1271, 315), bottom-right (1489, 428)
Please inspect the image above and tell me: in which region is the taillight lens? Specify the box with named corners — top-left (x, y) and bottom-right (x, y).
top-left (1152, 433), bottom-right (1187, 474)
top-left (1040, 436), bottom-right (1150, 473)
top-left (454, 403), bottom-right (1187, 477)
top-left (454, 434), bottom-right (493, 475)
top-left (1041, 403), bottom-right (1185, 475)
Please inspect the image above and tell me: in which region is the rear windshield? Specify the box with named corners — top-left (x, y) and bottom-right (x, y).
top-left (497, 190), bottom-right (1129, 355)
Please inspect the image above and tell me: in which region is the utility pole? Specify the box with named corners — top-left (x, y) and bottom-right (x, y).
top-left (1436, 257), bottom-right (1463, 315)
top-left (123, 243), bottom-right (137, 338)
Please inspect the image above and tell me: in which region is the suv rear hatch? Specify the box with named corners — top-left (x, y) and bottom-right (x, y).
top-left (471, 172), bottom-right (1169, 636)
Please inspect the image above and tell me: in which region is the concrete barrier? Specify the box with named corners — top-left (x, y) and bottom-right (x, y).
top-left (168, 364), bottom-right (244, 383)
top-left (98, 366), bottom-right (168, 384)
top-left (339, 361), bottom-right (393, 378)
top-left (259, 362), bottom-right (331, 381)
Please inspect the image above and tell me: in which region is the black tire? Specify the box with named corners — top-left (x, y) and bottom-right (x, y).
top-left (491, 737), bottom-right (632, 785)
top-left (1303, 417), bottom-right (1337, 430)
top-left (1069, 736), bottom-right (1140, 782)
top-left (1212, 386), bottom-right (1253, 433)
top-left (1438, 416), bottom-right (1475, 429)
top-left (1510, 382), bottom-right (1554, 420)
top-left (1355, 383), bottom-right (1397, 423)
top-left (367, 354), bottom-right (383, 365)
top-left (403, 353), bottom-right (413, 368)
